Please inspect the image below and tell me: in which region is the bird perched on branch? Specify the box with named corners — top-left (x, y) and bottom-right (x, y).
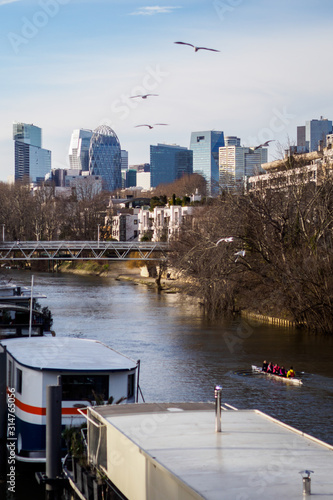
top-left (174, 41), bottom-right (220, 52)
top-left (134, 124), bottom-right (169, 129)
top-left (254, 140), bottom-right (275, 150)
top-left (130, 94), bottom-right (159, 99)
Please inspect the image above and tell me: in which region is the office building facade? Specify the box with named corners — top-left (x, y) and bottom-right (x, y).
top-left (68, 129), bottom-right (93, 171)
top-left (150, 144), bottom-right (193, 188)
top-left (297, 117), bottom-right (333, 153)
top-left (13, 122), bottom-right (51, 184)
top-left (219, 143), bottom-right (267, 191)
top-left (190, 130), bottom-right (224, 196)
top-left (89, 125), bottom-right (122, 192)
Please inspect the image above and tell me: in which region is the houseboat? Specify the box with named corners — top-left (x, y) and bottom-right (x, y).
top-left (1, 336), bottom-right (139, 463)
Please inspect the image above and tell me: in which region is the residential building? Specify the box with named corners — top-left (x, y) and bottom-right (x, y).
top-left (246, 134), bottom-right (333, 192)
top-left (89, 125), bottom-right (122, 192)
top-left (190, 130), bottom-right (224, 196)
top-left (68, 129), bottom-right (93, 171)
top-left (111, 212), bottom-right (139, 241)
top-left (138, 205), bottom-right (194, 242)
top-left (13, 122), bottom-right (51, 184)
top-left (150, 144), bottom-right (193, 188)
top-left (219, 142), bottom-right (267, 191)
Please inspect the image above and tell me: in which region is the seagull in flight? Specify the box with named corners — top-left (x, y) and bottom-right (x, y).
top-left (130, 94), bottom-right (159, 99)
top-left (174, 41), bottom-right (220, 52)
top-left (254, 140), bottom-right (275, 150)
top-left (134, 124), bottom-right (169, 129)
top-left (216, 237), bottom-right (234, 245)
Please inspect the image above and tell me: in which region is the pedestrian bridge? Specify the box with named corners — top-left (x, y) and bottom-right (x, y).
top-left (0, 241), bottom-right (168, 262)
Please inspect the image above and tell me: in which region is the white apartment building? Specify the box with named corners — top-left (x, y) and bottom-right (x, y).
top-left (111, 212), bottom-right (139, 241)
top-left (138, 205), bottom-right (194, 242)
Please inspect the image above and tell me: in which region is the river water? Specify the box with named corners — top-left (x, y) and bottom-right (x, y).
top-left (1, 268), bottom-right (333, 498)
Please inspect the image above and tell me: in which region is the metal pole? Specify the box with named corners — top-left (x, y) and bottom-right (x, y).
top-left (28, 275), bottom-right (34, 338)
top-left (97, 224), bottom-right (100, 249)
top-left (1, 224), bottom-right (4, 242)
top-left (46, 378), bottom-right (62, 499)
top-left (214, 385), bottom-right (222, 432)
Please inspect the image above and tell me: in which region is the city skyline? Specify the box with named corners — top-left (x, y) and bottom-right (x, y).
top-left (1, 0), bottom-right (333, 181)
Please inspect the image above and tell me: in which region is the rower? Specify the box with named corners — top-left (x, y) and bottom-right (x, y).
top-left (287, 366), bottom-right (295, 378)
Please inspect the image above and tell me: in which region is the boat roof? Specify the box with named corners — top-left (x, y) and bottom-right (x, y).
top-left (89, 403), bottom-right (333, 499)
top-left (1, 337), bottom-right (137, 372)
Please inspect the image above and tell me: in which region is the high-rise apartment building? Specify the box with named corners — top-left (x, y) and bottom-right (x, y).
top-left (68, 129), bottom-right (93, 171)
top-left (297, 117), bottom-right (333, 152)
top-left (13, 122), bottom-right (51, 184)
top-left (89, 125), bottom-right (122, 192)
top-left (219, 143), bottom-right (267, 191)
top-left (150, 144), bottom-right (193, 188)
top-left (189, 130), bottom-right (224, 196)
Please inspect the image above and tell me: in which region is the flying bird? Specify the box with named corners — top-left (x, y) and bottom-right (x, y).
top-left (134, 124), bottom-right (169, 129)
top-left (254, 140), bottom-right (275, 150)
top-left (130, 94), bottom-right (159, 99)
top-left (216, 237), bottom-right (234, 245)
top-left (174, 41), bottom-right (220, 52)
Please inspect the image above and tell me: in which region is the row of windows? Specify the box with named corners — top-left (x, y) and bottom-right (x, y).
top-left (8, 362), bottom-right (135, 401)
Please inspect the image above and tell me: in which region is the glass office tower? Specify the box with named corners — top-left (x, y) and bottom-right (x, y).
top-left (68, 129), bottom-right (93, 171)
top-left (150, 143), bottom-right (193, 188)
top-left (13, 122), bottom-right (51, 183)
top-left (189, 130), bottom-right (224, 196)
top-left (89, 125), bottom-right (122, 192)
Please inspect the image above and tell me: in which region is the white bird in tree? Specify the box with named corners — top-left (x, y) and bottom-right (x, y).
top-left (130, 94), bottom-right (159, 99)
top-left (254, 140), bottom-right (275, 150)
top-left (134, 124), bottom-right (169, 129)
top-left (216, 237), bottom-right (234, 245)
top-left (174, 41), bottom-right (220, 52)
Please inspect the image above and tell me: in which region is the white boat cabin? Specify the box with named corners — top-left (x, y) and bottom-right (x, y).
top-left (1, 337), bottom-right (138, 462)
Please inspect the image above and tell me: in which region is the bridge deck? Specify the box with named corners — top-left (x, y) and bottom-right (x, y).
top-left (0, 241), bottom-right (168, 261)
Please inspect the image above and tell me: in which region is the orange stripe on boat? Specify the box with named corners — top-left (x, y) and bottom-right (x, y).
top-left (7, 389), bottom-right (87, 416)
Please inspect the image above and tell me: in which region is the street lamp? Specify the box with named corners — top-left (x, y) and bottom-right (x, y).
top-left (1, 224), bottom-right (5, 242)
top-left (97, 224), bottom-right (100, 248)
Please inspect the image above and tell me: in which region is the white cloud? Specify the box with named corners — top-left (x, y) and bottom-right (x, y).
top-left (130, 5), bottom-right (181, 16)
top-left (0, 0), bottom-right (20, 5)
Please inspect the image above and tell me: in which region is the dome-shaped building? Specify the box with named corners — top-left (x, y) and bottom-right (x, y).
top-left (89, 125), bottom-right (122, 192)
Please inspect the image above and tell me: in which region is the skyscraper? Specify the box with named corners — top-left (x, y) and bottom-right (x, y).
top-left (68, 129), bottom-right (93, 171)
top-left (88, 125), bottom-right (122, 192)
top-left (189, 130), bottom-right (224, 196)
top-left (219, 143), bottom-right (267, 191)
top-left (297, 117), bottom-right (333, 152)
top-left (13, 122), bottom-right (51, 184)
top-left (150, 143), bottom-right (193, 188)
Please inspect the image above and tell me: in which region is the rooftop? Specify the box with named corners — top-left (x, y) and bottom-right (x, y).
top-left (88, 402), bottom-right (333, 500)
top-left (1, 337), bottom-right (136, 372)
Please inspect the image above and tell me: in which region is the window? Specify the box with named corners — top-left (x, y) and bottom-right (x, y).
top-left (8, 360), bottom-right (12, 388)
top-left (62, 375), bottom-right (109, 402)
top-left (134, 219), bottom-right (138, 225)
top-left (127, 373), bottom-right (135, 399)
top-left (16, 368), bottom-right (22, 394)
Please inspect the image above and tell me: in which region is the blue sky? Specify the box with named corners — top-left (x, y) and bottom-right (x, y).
top-left (1, 0), bottom-right (333, 181)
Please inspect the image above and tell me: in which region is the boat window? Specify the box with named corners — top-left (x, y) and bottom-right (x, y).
top-left (127, 373), bottom-right (135, 399)
top-left (16, 368), bottom-right (22, 394)
top-left (62, 375), bottom-right (109, 402)
top-left (8, 360), bottom-right (12, 388)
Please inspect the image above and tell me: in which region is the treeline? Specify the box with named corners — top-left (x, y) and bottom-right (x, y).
top-left (0, 181), bottom-right (110, 241)
top-left (169, 175), bottom-right (333, 334)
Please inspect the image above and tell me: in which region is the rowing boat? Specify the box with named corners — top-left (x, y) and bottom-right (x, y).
top-left (251, 365), bottom-right (303, 385)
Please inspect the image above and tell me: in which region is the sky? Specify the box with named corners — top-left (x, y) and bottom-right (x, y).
top-left (1, 0), bottom-right (333, 181)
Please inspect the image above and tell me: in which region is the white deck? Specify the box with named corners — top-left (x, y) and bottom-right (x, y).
top-left (1, 337), bottom-right (136, 371)
top-left (88, 402), bottom-right (333, 500)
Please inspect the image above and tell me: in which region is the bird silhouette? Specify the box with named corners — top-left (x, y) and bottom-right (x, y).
top-left (254, 140), bottom-right (275, 150)
top-left (130, 94), bottom-right (159, 99)
top-left (174, 41), bottom-right (220, 52)
top-left (134, 124), bottom-right (169, 129)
